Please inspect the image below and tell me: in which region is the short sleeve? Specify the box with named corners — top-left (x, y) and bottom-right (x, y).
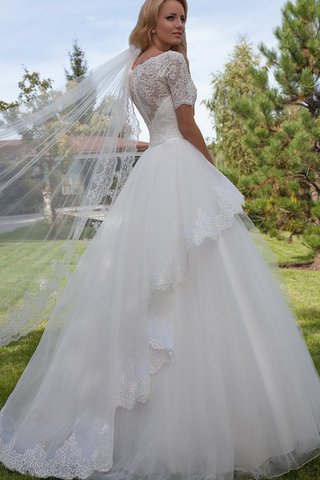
top-left (164, 52), bottom-right (197, 109)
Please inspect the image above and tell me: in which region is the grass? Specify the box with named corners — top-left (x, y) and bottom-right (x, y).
top-left (263, 232), bottom-right (315, 266)
top-left (0, 228), bottom-right (319, 480)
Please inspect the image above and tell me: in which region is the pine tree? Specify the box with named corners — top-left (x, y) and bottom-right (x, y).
top-left (64, 39), bottom-right (88, 83)
top-left (258, 0), bottom-right (320, 201)
top-left (237, 0), bottom-right (320, 244)
top-left (63, 39), bottom-right (97, 127)
top-left (203, 37), bottom-right (261, 174)
top-left (205, 0), bottom-right (320, 255)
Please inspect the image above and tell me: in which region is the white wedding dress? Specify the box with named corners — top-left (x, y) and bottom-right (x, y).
top-left (1, 50), bottom-right (320, 480)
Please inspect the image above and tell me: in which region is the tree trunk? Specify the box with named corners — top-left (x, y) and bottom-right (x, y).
top-left (309, 172), bottom-right (320, 202)
top-left (42, 185), bottom-right (56, 220)
top-left (41, 160), bottom-right (56, 222)
top-left (311, 250), bottom-right (320, 270)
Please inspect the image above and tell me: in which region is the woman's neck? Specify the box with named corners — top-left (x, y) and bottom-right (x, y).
top-left (151, 40), bottom-right (172, 52)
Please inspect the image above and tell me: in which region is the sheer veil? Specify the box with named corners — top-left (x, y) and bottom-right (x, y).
top-left (0, 45), bottom-right (142, 346)
top-left (1, 11), bottom-right (319, 478)
top-left (0, 43), bottom-right (299, 349)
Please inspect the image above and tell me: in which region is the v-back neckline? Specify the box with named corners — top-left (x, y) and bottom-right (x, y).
top-left (131, 50), bottom-right (171, 72)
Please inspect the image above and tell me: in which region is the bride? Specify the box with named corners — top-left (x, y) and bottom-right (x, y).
top-left (1, 0), bottom-right (320, 479)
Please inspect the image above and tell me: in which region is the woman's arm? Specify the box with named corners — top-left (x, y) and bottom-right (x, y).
top-left (175, 104), bottom-right (215, 166)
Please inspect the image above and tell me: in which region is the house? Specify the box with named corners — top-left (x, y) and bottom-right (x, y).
top-left (58, 136), bottom-right (149, 195)
top-left (0, 136), bottom-right (149, 217)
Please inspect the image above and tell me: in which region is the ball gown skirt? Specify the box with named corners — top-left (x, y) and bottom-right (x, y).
top-left (0, 136), bottom-right (320, 480)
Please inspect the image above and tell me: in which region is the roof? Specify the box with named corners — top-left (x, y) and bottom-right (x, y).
top-left (0, 136), bottom-right (149, 155)
top-left (68, 136), bottom-right (149, 154)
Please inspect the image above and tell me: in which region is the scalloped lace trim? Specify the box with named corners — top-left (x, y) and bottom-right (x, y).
top-left (149, 188), bottom-right (244, 293)
top-left (0, 193), bottom-right (243, 479)
top-left (0, 419), bottom-right (113, 479)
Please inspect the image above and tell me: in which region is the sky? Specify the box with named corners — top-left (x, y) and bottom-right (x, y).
top-left (1, 0), bottom-right (286, 142)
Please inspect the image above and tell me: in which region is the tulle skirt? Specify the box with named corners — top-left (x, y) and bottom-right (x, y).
top-left (1, 137), bottom-right (320, 480)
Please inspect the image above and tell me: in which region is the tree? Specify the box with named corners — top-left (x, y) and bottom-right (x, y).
top-left (237, 0), bottom-right (320, 248)
top-left (0, 40), bottom-right (134, 224)
top-left (0, 68), bottom-right (71, 221)
top-left (203, 37), bottom-right (261, 174)
top-left (0, 100), bottom-right (18, 111)
top-left (64, 39), bottom-right (96, 127)
top-left (205, 0), bottom-right (320, 260)
top-left (1, 41), bottom-right (94, 221)
top-left (258, 0), bottom-right (320, 201)
top-left (64, 39), bottom-right (88, 83)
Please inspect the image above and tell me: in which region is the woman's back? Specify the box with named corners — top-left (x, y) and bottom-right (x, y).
top-left (129, 50), bottom-right (197, 146)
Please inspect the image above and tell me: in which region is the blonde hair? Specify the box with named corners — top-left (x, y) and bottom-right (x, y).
top-left (129, 0), bottom-right (188, 58)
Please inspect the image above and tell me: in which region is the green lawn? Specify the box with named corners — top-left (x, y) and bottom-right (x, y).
top-left (264, 232), bottom-right (315, 266)
top-left (0, 231), bottom-right (319, 480)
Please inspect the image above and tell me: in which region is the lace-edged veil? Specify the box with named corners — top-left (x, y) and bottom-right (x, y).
top-left (0, 42), bottom-right (299, 348)
top-left (0, 45), bottom-right (142, 345)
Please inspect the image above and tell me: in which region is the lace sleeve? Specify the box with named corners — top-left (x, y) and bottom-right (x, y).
top-left (165, 52), bottom-right (197, 109)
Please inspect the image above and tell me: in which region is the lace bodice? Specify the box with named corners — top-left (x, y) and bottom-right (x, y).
top-left (129, 50), bottom-right (197, 147)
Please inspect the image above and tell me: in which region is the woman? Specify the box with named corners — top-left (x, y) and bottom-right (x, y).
top-left (0, 0), bottom-right (320, 479)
